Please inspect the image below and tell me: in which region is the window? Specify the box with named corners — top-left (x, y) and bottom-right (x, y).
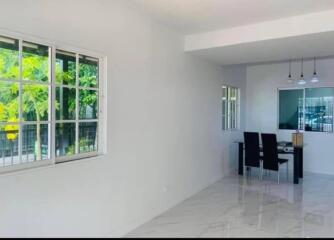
top-left (0, 34), bottom-right (103, 171)
top-left (222, 85), bottom-right (240, 130)
top-left (278, 87), bottom-right (334, 133)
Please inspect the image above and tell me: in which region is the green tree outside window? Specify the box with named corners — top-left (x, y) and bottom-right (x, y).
top-left (0, 40), bottom-right (98, 161)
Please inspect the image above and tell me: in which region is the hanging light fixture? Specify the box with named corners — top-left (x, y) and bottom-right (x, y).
top-left (298, 58), bottom-right (306, 85)
top-left (311, 57), bottom-right (319, 83)
top-left (287, 59), bottom-right (293, 83)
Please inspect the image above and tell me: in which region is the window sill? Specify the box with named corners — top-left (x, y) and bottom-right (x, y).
top-left (0, 153), bottom-right (105, 178)
top-left (278, 129), bottom-right (334, 134)
top-left (223, 128), bottom-right (241, 132)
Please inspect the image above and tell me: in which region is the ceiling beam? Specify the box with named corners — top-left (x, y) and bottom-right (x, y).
top-left (185, 9), bottom-right (334, 52)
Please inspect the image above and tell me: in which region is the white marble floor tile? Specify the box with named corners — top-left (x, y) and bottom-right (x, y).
top-left (126, 173), bottom-right (334, 238)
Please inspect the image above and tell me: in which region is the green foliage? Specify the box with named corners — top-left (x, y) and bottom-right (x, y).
top-left (23, 84), bottom-right (49, 121)
top-left (22, 52), bottom-right (49, 121)
top-left (0, 45), bottom-right (98, 155)
top-left (0, 47), bottom-right (98, 122)
top-left (79, 62), bottom-right (98, 119)
top-left (80, 89), bottom-right (97, 119)
top-left (23, 53), bottom-right (49, 82)
top-left (67, 144), bottom-right (75, 156)
top-left (79, 62), bottom-right (98, 87)
top-left (0, 48), bottom-right (19, 79)
top-left (0, 48), bottom-right (20, 123)
top-left (79, 137), bottom-right (96, 153)
top-left (0, 82), bottom-right (19, 122)
top-left (56, 59), bottom-right (76, 85)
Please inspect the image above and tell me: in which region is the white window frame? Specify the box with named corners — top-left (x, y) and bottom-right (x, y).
top-left (0, 29), bottom-right (107, 173)
top-left (222, 85), bottom-right (240, 131)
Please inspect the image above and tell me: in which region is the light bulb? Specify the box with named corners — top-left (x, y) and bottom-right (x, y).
top-left (298, 58), bottom-right (306, 85)
top-left (298, 78), bottom-right (306, 85)
top-left (311, 57), bottom-right (319, 83)
top-left (287, 60), bottom-right (293, 84)
top-left (311, 73), bottom-right (319, 83)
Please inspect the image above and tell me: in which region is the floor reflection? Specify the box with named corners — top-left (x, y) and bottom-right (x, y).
top-left (126, 173), bottom-right (334, 238)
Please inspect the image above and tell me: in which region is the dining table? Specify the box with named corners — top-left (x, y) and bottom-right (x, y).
top-left (235, 141), bottom-right (304, 184)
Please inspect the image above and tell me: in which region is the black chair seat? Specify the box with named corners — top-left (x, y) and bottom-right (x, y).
top-left (278, 158), bottom-right (288, 164)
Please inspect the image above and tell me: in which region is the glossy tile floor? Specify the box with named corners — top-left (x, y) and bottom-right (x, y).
top-left (126, 172), bottom-right (334, 238)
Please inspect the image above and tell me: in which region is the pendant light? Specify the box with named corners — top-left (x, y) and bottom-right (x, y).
top-left (311, 57), bottom-right (319, 83)
top-left (287, 59), bottom-right (293, 83)
top-left (298, 58), bottom-right (306, 85)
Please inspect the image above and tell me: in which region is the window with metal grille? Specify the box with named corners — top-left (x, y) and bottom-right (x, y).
top-left (0, 33), bottom-right (104, 172)
top-left (222, 85), bottom-right (240, 131)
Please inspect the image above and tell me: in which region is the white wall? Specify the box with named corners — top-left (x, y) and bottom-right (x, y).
top-left (0, 0), bottom-right (231, 237)
top-left (246, 57), bottom-right (334, 175)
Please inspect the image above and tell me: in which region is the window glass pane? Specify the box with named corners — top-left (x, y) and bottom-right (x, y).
top-left (22, 124), bottom-right (49, 162)
top-left (22, 84), bottom-right (49, 121)
top-left (230, 101), bottom-right (233, 128)
top-left (79, 89), bottom-right (98, 119)
top-left (222, 86), bottom-right (227, 130)
top-left (222, 116), bottom-right (226, 131)
top-left (79, 122), bottom-right (97, 153)
top-left (56, 123), bottom-right (75, 157)
top-left (230, 88), bottom-right (237, 129)
top-left (56, 50), bottom-right (76, 85)
top-left (23, 41), bottom-right (49, 82)
top-left (279, 89), bottom-right (304, 130)
top-left (0, 124), bottom-right (19, 167)
top-left (235, 89), bottom-right (239, 128)
top-left (0, 36), bottom-right (19, 80)
top-left (222, 86), bottom-right (240, 130)
top-left (305, 87), bottom-right (334, 132)
top-left (0, 82), bottom-right (19, 123)
top-left (79, 55), bottom-right (98, 88)
top-left (56, 87), bottom-right (76, 120)
top-left (222, 87), bottom-right (227, 113)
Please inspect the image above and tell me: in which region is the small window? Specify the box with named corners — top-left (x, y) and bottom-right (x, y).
top-left (222, 85), bottom-right (240, 130)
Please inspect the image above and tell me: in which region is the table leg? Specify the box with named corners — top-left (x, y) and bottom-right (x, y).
top-left (238, 143), bottom-right (243, 176)
top-left (299, 148), bottom-right (303, 178)
top-left (293, 147), bottom-right (300, 184)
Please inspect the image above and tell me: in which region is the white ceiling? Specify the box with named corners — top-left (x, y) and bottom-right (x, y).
top-left (131, 0), bottom-right (334, 34)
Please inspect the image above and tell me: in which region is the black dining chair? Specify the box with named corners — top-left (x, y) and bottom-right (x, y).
top-left (244, 132), bottom-right (262, 179)
top-left (261, 133), bottom-right (289, 184)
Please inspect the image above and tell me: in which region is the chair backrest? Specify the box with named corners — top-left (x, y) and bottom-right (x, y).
top-left (244, 132), bottom-right (260, 168)
top-left (261, 133), bottom-right (279, 171)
